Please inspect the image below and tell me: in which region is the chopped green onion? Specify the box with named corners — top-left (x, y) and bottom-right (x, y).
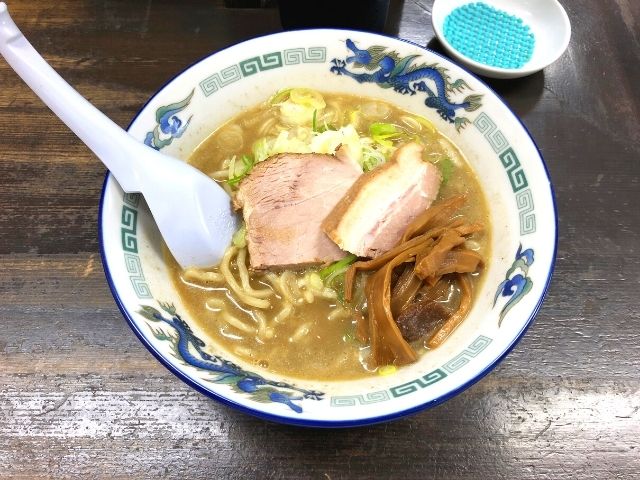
top-left (319, 254), bottom-right (357, 281)
top-left (362, 158), bottom-right (378, 172)
top-left (315, 122), bottom-right (337, 134)
top-left (312, 109), bottom-right (337, 133)
top-left (227, 154), bottom-right (255, 186)
top-left (268, 88), bottom-right (292, 105)
top-left (437, 157), bottom-right (454, 185)
top-left (369, 122), bottom-right (399, 137)
top-left (369, 122), bottom-right (404, 147)
top-left (362, 151), bottom-right (385, 172)
top-left (361, 143), bottom-right (387, 172)
top-left (319, 122), bottom-right (337, 133)
top-left (232, 223), bottom-right (247, 248)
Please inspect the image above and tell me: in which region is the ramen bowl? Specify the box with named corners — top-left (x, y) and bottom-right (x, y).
top-left (99, 29), bottom-right (556, 427)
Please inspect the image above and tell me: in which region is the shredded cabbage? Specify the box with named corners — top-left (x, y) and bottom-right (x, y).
top-left (310, 125), bottom-right (363, 162)
top-left (277, 88), bottom-right (326, 126)
top-left (412, 115), bottom-right (436, 134)
top-left (251, 137), bottom-right (271, 163)
top-left (348, 109), bottom-right (360, 129)
top-left (272, 129), bottom-right (312, 154)
top-left (290, 89), bottom-right (325, 110)
top-left (279, 102), bottom-right (315, 126)
top-left (223, 92), bottom-right (409, 187)
top-left (249, 124), bottom-right (366, 168)
top-left (251, 129), bottom-right (312, 163)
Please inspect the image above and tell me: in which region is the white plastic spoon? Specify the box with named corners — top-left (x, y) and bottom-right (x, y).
top-left (0, 2), bottom-right (238, 268)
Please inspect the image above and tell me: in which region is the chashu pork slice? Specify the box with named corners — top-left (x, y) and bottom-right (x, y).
top-left (235, 151), bottom-right (362, 270)
top-left (322, 142), bottom-right (442, 258)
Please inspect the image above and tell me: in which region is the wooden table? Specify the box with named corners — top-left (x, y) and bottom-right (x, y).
top-left (1, 1), bottom-right (638, 478)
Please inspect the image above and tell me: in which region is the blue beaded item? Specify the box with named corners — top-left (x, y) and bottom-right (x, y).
top-left (443, 2), bottom-right (535, 69)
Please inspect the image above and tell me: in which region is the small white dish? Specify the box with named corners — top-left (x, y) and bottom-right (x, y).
top-left (432, 0), bottom-right (571, 79)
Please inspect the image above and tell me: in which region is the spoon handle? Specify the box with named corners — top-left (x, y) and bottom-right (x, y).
top-left (0, 2), bottom-right (144, 191)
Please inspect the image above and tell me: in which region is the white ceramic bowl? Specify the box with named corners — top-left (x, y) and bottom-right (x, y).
top-left (99, 29), bottom-right (557, 426)
top-left (432, 0), bottom-right (571, 79)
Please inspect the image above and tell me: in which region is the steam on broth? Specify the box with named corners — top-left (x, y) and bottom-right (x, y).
top-left (166, 89), bottom-right (490, 381)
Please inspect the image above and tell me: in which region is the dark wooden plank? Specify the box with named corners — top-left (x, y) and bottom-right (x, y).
top-left (0, 0), bottom-right (282, 255)
top-left (1, 374), bottom-right (638, 479)
top-left (0, 0), bottom-right (639, 478)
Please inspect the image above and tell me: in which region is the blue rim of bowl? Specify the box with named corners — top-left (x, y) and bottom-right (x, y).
top-left (98, 28), bottom-right (558, 428)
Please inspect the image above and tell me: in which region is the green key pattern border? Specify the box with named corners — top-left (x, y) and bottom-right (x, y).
top-left (473, 112), bottom-right (536, 235)
top-left (330, 335), bottom-right (492, 407)
top-left (120, 192), bottom-right (152, 299)
top-left (199, 46), bottom-right (326, 97)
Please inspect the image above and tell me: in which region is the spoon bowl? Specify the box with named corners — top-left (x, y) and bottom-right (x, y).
top-left (0, 2), bottom-right (238, 267)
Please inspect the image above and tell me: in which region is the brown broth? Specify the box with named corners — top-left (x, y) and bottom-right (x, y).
top-left (166, 91), bottom-right (491, 381)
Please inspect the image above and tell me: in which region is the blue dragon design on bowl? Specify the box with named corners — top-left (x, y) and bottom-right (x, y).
top-left (138, 302), bottom-right (324, 413)
top-left (330, 39), bottom-right (482, 131)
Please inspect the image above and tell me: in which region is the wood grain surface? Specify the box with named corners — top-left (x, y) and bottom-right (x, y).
top-left (1, 1), bottom-right (638, 478)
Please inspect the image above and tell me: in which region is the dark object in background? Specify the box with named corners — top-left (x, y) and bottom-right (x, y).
top-left (278, 0), bottom-right (390, 32)
top-left (224, 0), bottom-right (277, 7)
